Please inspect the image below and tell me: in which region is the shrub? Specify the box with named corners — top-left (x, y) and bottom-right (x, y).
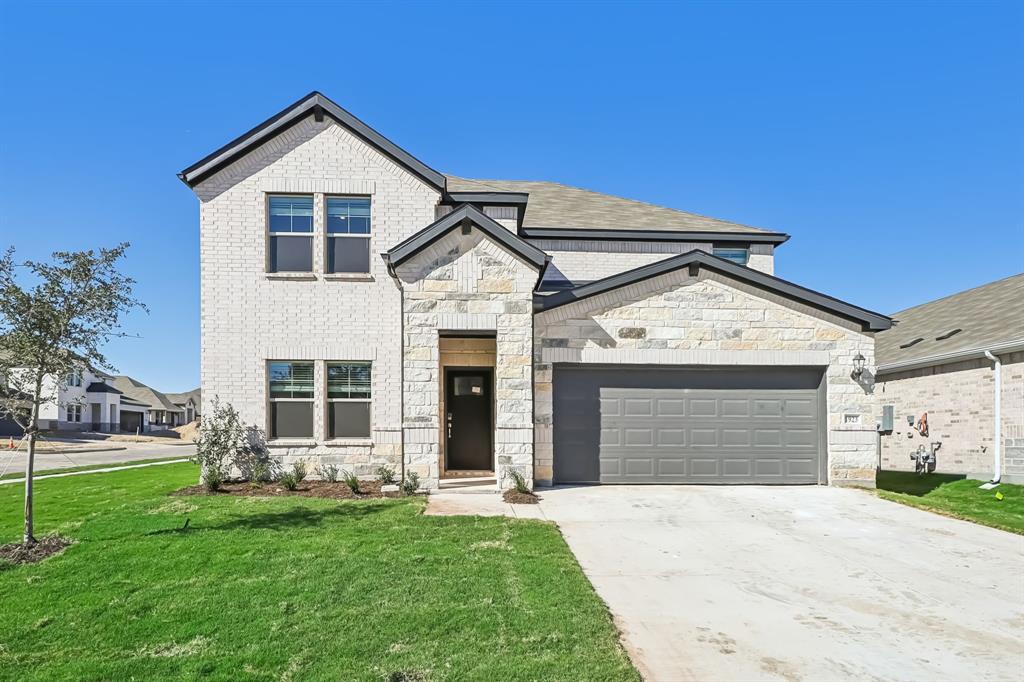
top-left (316, 462), bottom-right (340, 483)
top-left (292, 459), bottom-right (308, 483)
top-left (375, 465), bottom-right (397, 485)
top-left (342, 469), bottom-right (361, 494)
top-left (401, 471), bottom-right (420, 495)
top-left (505, 468), bottom-right (530, 494)
top-left (279, 472), bottom-right (298, 491)
top-left (191, 397), bottom-right (246, 491)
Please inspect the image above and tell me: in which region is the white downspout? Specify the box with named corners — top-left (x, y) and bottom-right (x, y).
top-left (984, 350), bottom-right (1001, 484)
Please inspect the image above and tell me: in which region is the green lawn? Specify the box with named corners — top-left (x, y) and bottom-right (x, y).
top-left (0, 456), bottom-right (188, 481)
top-left (876, 470), bottom-right (1024, 534)
top-left (0, 464), bottom-right (638, 681)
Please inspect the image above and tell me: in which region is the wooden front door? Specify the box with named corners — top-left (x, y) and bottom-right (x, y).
top-left (445, 368), bottom-right (494, 471)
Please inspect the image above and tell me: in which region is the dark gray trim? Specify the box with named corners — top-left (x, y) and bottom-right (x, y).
top-left (86, 382), bottom-right (122, 394)
top-left (535, 249), bottom-right (892, 331)
top-left (443, 191), bottom-right (529, 205)
top-left (520, 227), bottom-right (790, 245)
top-left (178, 92), bottom-right (446, 190)
top-left (384, 204), bottom-right (549, 270)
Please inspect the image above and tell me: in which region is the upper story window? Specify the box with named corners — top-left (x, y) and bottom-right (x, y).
top-left (713, 247), bottom-right (749, 266)
top-left (268, 361), bottom-right (314, 439)
top-left (65, 370), bottom-right (83, 387)
top-left (268, 195), bottom-right (313, 273)
top-left (326, 197), bottom-right (371, 274)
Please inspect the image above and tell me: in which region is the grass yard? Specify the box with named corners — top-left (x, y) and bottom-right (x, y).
top-left (876, 470), bottom-right (1024, 534)
top-left (0, 464), bottom-right (639, 681)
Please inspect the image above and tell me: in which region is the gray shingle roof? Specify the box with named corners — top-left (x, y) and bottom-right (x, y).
top-left (166, 388), bottom-right (201, 407)
top-left (109, 376), bottom-right (183, 413)
top-left (876, 273), bottom-right (1024, 371)
top-left (445, 176), bottom-right (772, 234)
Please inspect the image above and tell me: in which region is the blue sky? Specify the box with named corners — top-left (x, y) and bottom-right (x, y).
top-left (1, 1), bottom-right (1021, 392)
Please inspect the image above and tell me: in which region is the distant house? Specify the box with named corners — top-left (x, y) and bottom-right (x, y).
top-left (876, 274), bottom-right (1024, 483)
top-left (108, 376), bottom-right (188, 429)
top-left (166, 388), bottom-right (201, 423)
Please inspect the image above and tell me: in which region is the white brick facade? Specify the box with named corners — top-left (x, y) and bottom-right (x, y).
top-left (188, 99), bottom-right (880, 491)
top-left (534, 270), bottom-right (878, 486)
top-left (195, 118), bottom-right (439, 474)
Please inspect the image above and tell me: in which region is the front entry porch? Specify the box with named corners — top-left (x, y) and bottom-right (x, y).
top-left (440, 337), bottom-right (496, 480)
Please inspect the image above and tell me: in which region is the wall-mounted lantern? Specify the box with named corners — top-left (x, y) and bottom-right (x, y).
top-left (851, 353), bottom-right (866, 380)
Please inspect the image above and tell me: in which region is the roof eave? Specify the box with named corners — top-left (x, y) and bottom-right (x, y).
top-left (534, 250), bottom-right (891, 331)
top-left (876, 338), bottom-right (1024, 375)
top-left (386, 204), bottom-right (548, 271)
top-left (178, 92), bottom-right (446, 191)
top-left (519, 227), bottom-right (790, 245)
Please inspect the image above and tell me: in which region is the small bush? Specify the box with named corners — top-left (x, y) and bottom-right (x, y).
top-left (316, 462), bottom-right (340, 483)
top-left (279, 472), bottom-right (298, 491)
top-left (505, 468), bottom-right (530, 494)
top-left (203, 467), bottom-right (224, 493)
top-left (401, 471), bottom-right (420, 495)
top-left (342, 469), bottom-right (361, 494)
top-left (249, 460), bottom-right (271, 488)
top-left (292, 460), bottom-right (308, 483)
top-left (375, 465), bottom-right (397, 485)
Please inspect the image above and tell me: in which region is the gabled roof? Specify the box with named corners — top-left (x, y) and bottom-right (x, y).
top-left (876, 273), bottom-right (1024, 372)
top-left (86, 382), bottom-right (122, 395)
top-left (179, 92), bottom-right (446, 190)
top-left (109, 376), bottom-right (184, 413)
top-left (166, 388), bottom-right (201, 407)
top-left (446, 176), bottom-right (786, 240)
top-left (535, 250), bottom-right (892, 332)
top-left (384, 204), bottom-right (549, 270)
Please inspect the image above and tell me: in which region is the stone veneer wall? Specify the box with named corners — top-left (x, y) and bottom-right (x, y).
top-left (534, 269), bottom-right (878, 486)
top-left (394, 228), bottom-right (538, 490)
top-left (878, 352), bottom-right (1024, 478)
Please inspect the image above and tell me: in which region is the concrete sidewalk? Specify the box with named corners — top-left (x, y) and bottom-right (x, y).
top-left (425, 489), bottom-right (549, 520)
top-left (0, 441), bottom-right (197, 477)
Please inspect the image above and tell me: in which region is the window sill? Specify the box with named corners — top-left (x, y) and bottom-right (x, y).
top-left (266, 272), bottom-right (317, 281)
top-left (323, 273), bottom-right (374, 282)
top-left (266, 439), bottom-right (317, 448)
top-left (323, 438), bottom-right (373, 447)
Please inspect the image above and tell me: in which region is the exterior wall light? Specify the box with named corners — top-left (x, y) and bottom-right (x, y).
top-left (851, 353), bottom-right (866, 379)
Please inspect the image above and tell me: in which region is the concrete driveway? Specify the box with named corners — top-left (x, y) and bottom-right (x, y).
top-left (539, 485), bottom-right (1024, 682)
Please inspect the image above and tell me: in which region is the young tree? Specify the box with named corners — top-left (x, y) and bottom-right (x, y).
top-left (0, 244), bottom-right (143, 546)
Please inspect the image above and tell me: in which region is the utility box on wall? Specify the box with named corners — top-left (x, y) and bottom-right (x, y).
top-left (880, 405), bottom-right (894, 432)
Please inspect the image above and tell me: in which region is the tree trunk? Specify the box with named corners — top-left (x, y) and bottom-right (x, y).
top-left (23, 376), bottom-right (41, 546)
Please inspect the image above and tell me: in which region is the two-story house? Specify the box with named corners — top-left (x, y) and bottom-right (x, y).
top-left (179, 92), bottom-right (890, 490)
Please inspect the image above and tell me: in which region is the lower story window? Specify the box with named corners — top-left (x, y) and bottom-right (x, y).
top-left (327, 362), bottom-right (371, 439)
top-left (66, 404), bottom-right (82, 422)
top-left (269, 361), bottom-right (314, 438)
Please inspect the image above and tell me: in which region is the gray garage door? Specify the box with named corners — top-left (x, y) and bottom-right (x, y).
top-left (553, 366), bottom-right (824, 484)
top-left (120, 411), bottom-right (142, 433)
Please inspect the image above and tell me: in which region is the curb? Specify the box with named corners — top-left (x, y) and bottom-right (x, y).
top-left (0, 458), bottom-right (191, 485)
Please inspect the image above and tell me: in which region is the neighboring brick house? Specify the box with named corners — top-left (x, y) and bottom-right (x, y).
top-left (178, 91), bottom-right (891, 490)
top-left (877, 274), bottom-right (1024, 482)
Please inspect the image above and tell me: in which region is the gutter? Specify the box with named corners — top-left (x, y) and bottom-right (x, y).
top-left (983, 350), bottom-right (1002, 487)
top-left (876, 338), bottom-right (1024, 376)
top-left (381, 254), bottom-right (405, 486)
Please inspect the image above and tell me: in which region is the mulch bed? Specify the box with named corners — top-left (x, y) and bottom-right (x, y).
top-left (172, 479), bottom-right (403, 500)
top-left (0, 536), bottom-right (72, 566)
top-left (503, 489), bottom-right (540, 504)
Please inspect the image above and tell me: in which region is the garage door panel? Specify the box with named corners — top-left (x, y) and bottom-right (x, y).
top-left (553, 366), bottom-right (823, 484)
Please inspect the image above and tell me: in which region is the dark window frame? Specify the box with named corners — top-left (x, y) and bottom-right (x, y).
top-left (712, 245), bottom-right (750, 266)
top-left (325, 195), bottom-right (372, 274)
top-left (267, 360), bottom-right (315, 439)
top-left (325, 361), bottom-right (372, 440)
top-left (267, 194), bottom-right (315, 273)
